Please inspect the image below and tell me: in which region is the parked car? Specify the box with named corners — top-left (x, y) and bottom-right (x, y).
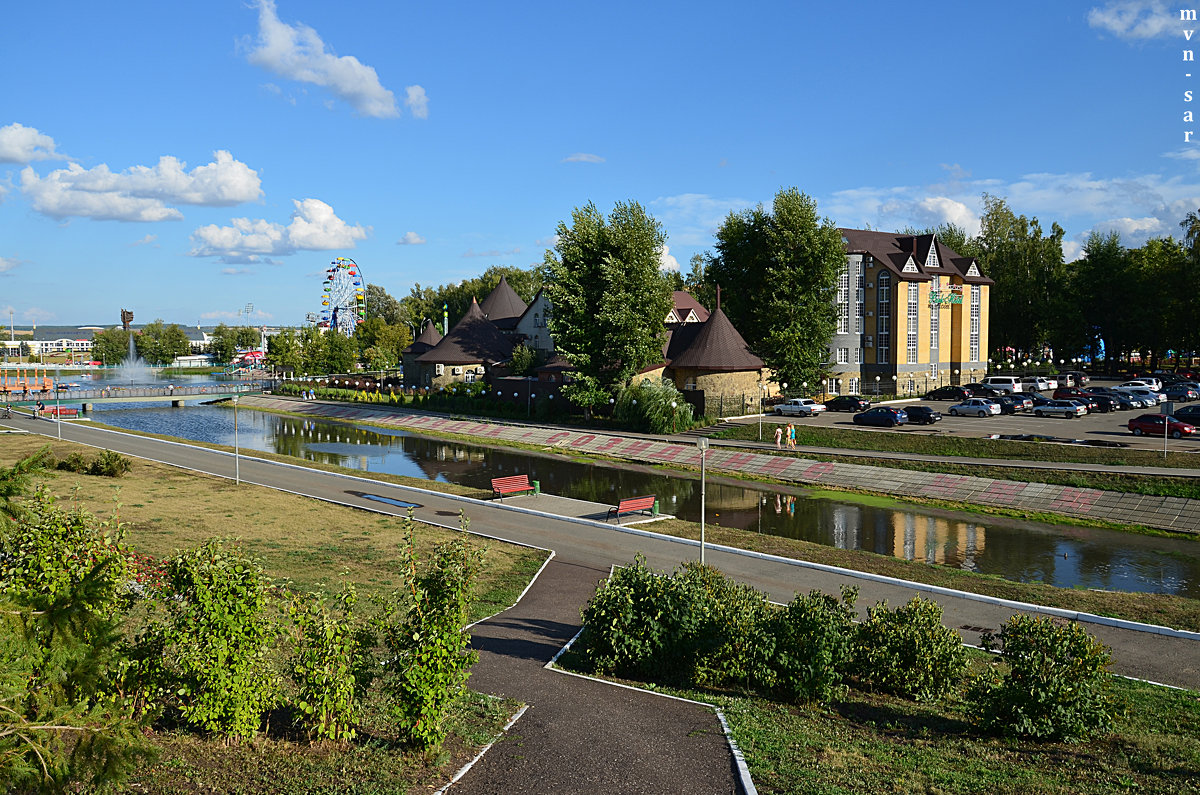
top-left (904, 405), bottom-right (942, 425)
top-left (1119, 378), bottom-right (1164, 392)
top-left (774, 398), bottom-right (826, 417)
top-left (1024, 391), bottom-right (1053, 408)
top-left (962, 383), bottom-right (1005, 398)
top-left (825, 395), bottom-right (871, 412)
top-left (1080, 392), bottom-right (1119, 413)
top-left (1163, 384), bottom-right (1199, 402)
top-left (1128, 413), bottom-right (1197, 438)
top-left (1120, 387), bottom-right (1167, 405)
top-left (1021, 375), bottom-right (1059, 392)
top-left (852, 406), bottom-right (909, 427)
top-left (1052, 387), bottom-right (1088, 400)
top-left (1172, 404), bottom-right (1200, 423)
top-left (995, 394), bottom-right (1032, 414)
top-left (1061, 370), bottom-right (1091, 386)
top-left (1034, 399), bottom-right (1087, 418)
top-left (924, 385), bottom-right (970, 401)
top-left (948, 398), bottom-right (1001, 417)
top-left (1069, 395), bottom-right (1100, 413)
top-left (1088, 387), bottom-right (1139, 409)
top-left (981, 376), bottom-right (1023, 393)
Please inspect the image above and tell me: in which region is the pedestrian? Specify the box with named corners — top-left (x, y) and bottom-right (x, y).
top-left (35, 400), bottom-right (44, 417)
top-left (773, 424), bottom-right (783, 449)
top-left (787, 423), bottom-right (796, 449)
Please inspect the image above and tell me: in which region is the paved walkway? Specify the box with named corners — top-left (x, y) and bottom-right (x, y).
top-left (6, 410), bottom-right (1200, 793)
top-left (243, 396), bottom-right (1200, 534)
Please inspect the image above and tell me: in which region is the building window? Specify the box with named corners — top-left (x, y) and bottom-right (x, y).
top-left (837, 263), bottom-right (850, 334)
top-left (970, 285), bottom-right (981, 361)
top-left (877, 273), bottom-right (891, 364)
top-left (853, 347), bottom-right (861, 364)
top-left (849, 377), bottom-right (860, 395)
top-left (927, 243), bottom-right (940, 269)
top-left (855, 271), bottom-right (865, 333)
top-left (685, 377), bottom-right (697, 390)
top-left (837, 347), bottom-right (850, 364)
top-left (929, 276), bottom-right (940, 351)
top-left (907, 282), bottom-right (919, 364)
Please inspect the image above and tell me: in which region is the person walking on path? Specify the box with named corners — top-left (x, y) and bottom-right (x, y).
top-left (773, 424), bottom-right (783, 449)
top-left (786, 422), bottom-right (796, 450)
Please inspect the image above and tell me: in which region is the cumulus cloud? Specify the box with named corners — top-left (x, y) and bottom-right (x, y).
top-left (190, 198), bottom-right (369, 261)
top-left (404, 86), bottom-right (429, 119)
top-left (397, 231), bottom-right (426, 245)
top-left (221, 268), bottom-right (252, 276)
top-left (131, 234), bottom-right (158, 247)
top-left (0, 123), bottom-right (63, 163)
top-left (877, 196), bottom-right (982, 236)
top-left (659, 245), bottom-right (680, 272)
top-left (247, 0), bottom-right (405, 119)
top-left (19, 151), bottom-right (262, 222)
top-left (651, 193), bottom-right (754, 246)
top-left (0, 256), bottom-right (19, 274)
top-left (1088, 0), bottom-right (1175, 40)
top-left (561, 153), bottom-right (605, 163)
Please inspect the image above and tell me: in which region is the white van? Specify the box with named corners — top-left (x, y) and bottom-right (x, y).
top-left (981, 376), bottom-right (1023, 393)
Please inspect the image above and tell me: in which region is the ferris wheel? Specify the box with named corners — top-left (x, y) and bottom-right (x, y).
top-left (319, 257), bottom-right (366, 336)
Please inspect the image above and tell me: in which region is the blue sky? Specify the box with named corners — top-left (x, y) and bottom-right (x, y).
top-left (2, 0), bottom-right (1197, 327)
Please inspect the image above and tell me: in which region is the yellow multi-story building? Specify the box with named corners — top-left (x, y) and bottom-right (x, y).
top-left (830, 229), bottom-right (991, 397)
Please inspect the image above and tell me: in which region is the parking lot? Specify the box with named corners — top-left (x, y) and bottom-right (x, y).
top-left (758, 381), bottom-right (1200, 454)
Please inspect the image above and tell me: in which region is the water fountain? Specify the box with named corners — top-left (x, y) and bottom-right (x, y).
top-left (115, 331), bottom-right (154, 386)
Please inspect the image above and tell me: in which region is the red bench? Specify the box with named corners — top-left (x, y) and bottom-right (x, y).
top-left (607, 495), bottom-right (656, 523)
top-left (491, 475), bottom-right (535, 501)
top-left (44, 407), bottom-right (79, 417)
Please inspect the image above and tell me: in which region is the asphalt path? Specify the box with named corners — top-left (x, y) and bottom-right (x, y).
top-left (4, 412), bottom-right (1200, 790)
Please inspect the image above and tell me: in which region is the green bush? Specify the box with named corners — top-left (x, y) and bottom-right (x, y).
top-left (374, 514), bottom-right (484, 750)
top-left (88, 449), bottom-right (132, 477)
top-left (614, 378), bottom-right (694, 434)
top-left (674, 562), bottom-right (773, 688)
top-left (144, 539), bottom-right (278, 740)
top-left (54, 451), bottom-right (90, 473)
top-left (289, 583), bottom-right (362, 744)
top-left (766, 586), bottom-right (858, 703)
top-left (968, 615), bottom-right (1118, 742)
top-left (574, 555), bottom-right (677, 680)
top-left (851, 596), bottom-right (966, 700)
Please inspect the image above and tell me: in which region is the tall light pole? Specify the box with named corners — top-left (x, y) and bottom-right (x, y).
top-left (233, 395), bottom-right (240, 485)
top-left (697, 437), bottom-right (708, 565)
top-left (55, 366), bottom-right (61, 440)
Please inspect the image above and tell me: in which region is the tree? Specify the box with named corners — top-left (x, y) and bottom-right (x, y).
top-left (90, 328), bottom-right (130, 366)
top-left (707, 187), bottom-right (844, 389)
top-left (400, 266), bottom-right (543, 334)
top-left (541, 201), bottom-right (673, 412)
top-left (323, 329), bottom-right (358, 374)
top-left (299, 326), bottom-right (325, 374)
top-left (266, 328), bottom-right (302, 371)
top-left (134, 319), bottom-right (191, 366)
top-left (207, 324), bottom-right (238, 364)
top-left (364, 284), bottom-right (404, 326)
top-left (684, 253), bottom-right (717, 314)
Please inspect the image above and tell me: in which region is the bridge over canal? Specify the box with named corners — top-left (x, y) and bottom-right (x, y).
top-left (3, 383), bottom-right (264, 411)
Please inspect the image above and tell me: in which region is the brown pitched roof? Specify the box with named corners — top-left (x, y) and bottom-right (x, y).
top-left (666, 306), bottom-right (764, 371)
top-left (479, 276), bottom-right (528, 330)
top-left (416, 299), bottom-right (514, 365)
top-left (402, 319), bottom-right (443, 355)
top-left (838, 228), bottom-right (993, 286)
top-left (667, 290), bottom-right (710, 323)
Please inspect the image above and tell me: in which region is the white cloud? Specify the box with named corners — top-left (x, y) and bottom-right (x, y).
top-left (0, 256), bottom-right (19, 274)
top-left (190, 198), bottom-right (369, 260)
top-left (561, 153), bottom-right (605, 163)
top-left (23, 307), bottom-right (55, 324)
top-left (1088, 0), bottom-right (1175, 40)
top-left (221, 268), bottom-right (252, 276)
top-left (247, 0), bottom-right (402, 119)
top-left (404, 85), bottom-right (429, 119)
top-left (131, 234), bottom-right (158, 247)
top-left (0, 123), bottom-right (63, 164)
top-left (19, 151), bottom-right (262, 222)
top-left (397, 231), bottom-right (426, 245)
top-left (877, 196), bottom-right (982, 236)
top-left (651, 193), bottom-right (754, 246)
top-left (1062, 240), bottom-right (1084, 262)
top-left (659, 245), bottom-right (679, 272)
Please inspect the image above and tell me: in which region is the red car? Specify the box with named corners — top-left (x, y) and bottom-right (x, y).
top-left (1127, 414), bottom-right (1196, 439)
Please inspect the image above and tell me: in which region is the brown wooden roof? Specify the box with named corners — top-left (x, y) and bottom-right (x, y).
top-left (666, 306), bottom-right (764, 371)
top-left (479, 276), bottom-right (528, 330)
top-left (838, 228), bottom-right (993, 286)
top-left (416, 299), bottom-right (513, 365)
top-left (668, 290), bottom-right (710, 323)
top-left (403, 319), bottom-right (443, 355)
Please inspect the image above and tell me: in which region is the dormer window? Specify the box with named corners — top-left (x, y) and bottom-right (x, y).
top-left (926, 243), bottom-right (940, 269)
top-left (903, 257), bottom-right (918, 273)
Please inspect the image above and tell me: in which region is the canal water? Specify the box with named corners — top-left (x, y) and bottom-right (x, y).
top-left (85, 402), bottom-right (1200, 598)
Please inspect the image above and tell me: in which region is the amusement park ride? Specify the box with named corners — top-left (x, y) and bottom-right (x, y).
top-left (318, 257), bottom-right (366, 335)
top-left (1, 366), bottom-right (52, 395)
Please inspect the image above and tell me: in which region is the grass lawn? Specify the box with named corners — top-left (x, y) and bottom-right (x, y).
top-left (692, 654), bottom-right (1200, 795)
top-left (0, 434), bottom-right (546, 792)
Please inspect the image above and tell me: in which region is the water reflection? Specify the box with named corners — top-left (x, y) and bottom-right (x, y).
top-left (88, 403), bottom-right (1200, 598)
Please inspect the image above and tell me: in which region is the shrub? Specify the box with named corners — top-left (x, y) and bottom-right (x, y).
top-left (673, 562), bottom-right (773, 688)
top-left (851, 596), bottom-right (967, 700)
top-left (374, 513), bottom-right (483, 750)
top-left (968, 615), bottom-right (1118, 742)
top-left (54, 452), bottom-right (90, 473)
top-left (766, 586), bottom-right (858, 703)
top-left (289, 583), bottom-right (362, 744)
top-left (88, 449), bottom-right (132, 477)
top-left (144, 539), bottom-right (278, 740)
top-left (614, 378), bottom-right (694, 434)
top-left (574, 555), bottom-right (677, 680)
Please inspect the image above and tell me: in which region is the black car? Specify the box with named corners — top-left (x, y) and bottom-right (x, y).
top-left (1081, 392), bottom-right (1118, 413)
top-left (1174, 404), bottom-right (1200, 423)
top-left (1025, 391), bottom-right (1053, 408)
top-left (825, 395), bottom-right (871, 412)
top-left (962, 382), bottom-right (1004, 398)
top-left (852, 406), bottom-right (908, 427)
top-left (925, 386), bottom-right (970, 402)
top-left (904, 405), bottom-right (942, 425)
top-left (995, 394), bottom-right (1032, 414)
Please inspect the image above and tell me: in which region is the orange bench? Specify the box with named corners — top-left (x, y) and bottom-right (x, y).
top-left (607, 495), bottom-right (656, 523)
top-left (491, 475), bottom-right (535, 501)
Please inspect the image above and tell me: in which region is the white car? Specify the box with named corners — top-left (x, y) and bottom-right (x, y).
top-left (1021, 375), bottom-right (1059, 392)
top-left (1114, 385), bottom-right (1166, 405)
top-left (948, 398), bottom-right (1001, 417)
top-left (1119, 379), bottom-right (1163, 392)
top-left (773, 398), bottom-right (826, 417)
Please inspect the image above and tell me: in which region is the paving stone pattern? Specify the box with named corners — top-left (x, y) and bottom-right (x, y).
top-left (248, 398), bottom-right (1199, 534)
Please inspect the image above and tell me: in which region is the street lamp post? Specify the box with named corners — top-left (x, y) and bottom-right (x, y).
top-left (233, 395), bottom-right (240, 485)
top-left (697, 437), bottom-right (709, 565)
top-left (55, 367), bottom-right (61, 440)
top-left (874, 375), bottom-right (880, 396)
top-left (759, 384), bottom-right (767, 441)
